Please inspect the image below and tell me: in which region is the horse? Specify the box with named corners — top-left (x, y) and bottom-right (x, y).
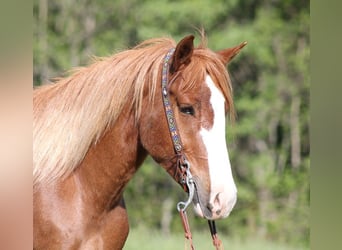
top-left (33, 33), bottom-right (246, 249)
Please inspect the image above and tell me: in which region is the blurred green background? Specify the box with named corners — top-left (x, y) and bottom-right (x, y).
top-left (33, 0), bottom-right (309, 249)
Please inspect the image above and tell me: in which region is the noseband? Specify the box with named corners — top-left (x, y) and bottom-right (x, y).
top-left (161, 48), bottom-right (223, 250)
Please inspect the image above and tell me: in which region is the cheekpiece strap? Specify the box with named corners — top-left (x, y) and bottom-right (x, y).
top-left (161, 48), bottom-right (184, 156)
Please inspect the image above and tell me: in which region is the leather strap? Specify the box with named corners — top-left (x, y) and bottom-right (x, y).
top-left (208, 220), bottom-right (224, 250)
top-left (179, 210), bottom-right (195, 250)
top-left (161, 48), bottom-right (183, 155)
top-left (161, 48), bottom-right (190, 189)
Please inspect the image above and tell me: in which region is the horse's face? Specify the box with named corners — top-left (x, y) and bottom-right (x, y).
top-left (139, 36), bottom-right (246, 220)
top-left (171, 73), bottom-right (236, 220)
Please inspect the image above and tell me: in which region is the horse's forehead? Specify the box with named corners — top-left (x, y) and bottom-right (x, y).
top-left (178, 74), bottom-right (223, 131)
top-left (202, 75), bottom-right (225, 128)
top-left (199, 79), bottom-right (215, 130)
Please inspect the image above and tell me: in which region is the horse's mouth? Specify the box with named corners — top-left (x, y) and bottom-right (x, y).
top-left (192, 177), bottom-right (213, 219)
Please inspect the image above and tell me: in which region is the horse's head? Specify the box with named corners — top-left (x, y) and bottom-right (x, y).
top-left (139, 35), bottom-right (246, 220)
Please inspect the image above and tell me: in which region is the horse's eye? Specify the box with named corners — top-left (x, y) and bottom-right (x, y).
top-left (180, 106), bottom-right (195, 116)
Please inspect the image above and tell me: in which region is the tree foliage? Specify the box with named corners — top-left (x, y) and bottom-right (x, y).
top-left (33, 0), bottom-right (309, 246)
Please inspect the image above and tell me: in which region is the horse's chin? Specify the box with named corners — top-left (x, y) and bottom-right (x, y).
top-left (192, 202), bottom-right (205, 218)
top-left (191, 179), bottom-right (213, 219)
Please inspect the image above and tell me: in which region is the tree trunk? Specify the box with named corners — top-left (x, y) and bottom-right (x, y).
top-left (160, 197), bottom-right (173, 236)
top-left (290, 95), bottom-right (301, 169)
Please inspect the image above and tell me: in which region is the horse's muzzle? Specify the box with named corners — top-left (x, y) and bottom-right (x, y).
top-left (192, 177), bottom-right (237, 220)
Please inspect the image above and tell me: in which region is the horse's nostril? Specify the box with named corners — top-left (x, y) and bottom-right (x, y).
top-left (214, 192), bottom-right (221, 206)
top-left (208, 193), bottom-right (222, 215)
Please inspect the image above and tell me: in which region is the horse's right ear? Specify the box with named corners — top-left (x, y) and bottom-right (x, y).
top-left (217, 41), bottom-right (247, 65)
top-left (170, 35), bottom-right (195, 74)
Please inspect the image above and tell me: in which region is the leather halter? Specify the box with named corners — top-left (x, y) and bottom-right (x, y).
top-left (161, 48), bottom-right (223, 250)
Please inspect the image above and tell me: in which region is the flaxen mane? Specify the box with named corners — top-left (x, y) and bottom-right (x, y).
top-left (33, 35), bottom-right (234, 188)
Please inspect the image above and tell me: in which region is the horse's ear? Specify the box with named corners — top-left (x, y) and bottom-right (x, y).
top-left (217, 41), bottom-right (247, 65)
top-left (170, 35), bottom-right (195, 74)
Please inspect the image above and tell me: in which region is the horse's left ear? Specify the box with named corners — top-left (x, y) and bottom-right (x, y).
top-left (217, 41), bottom-right (247, 65)
top-left (170, 35), bottom-right (195, 74)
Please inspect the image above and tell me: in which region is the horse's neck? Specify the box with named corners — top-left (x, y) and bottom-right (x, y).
top-left (75, 107), bottom-right (147, 211)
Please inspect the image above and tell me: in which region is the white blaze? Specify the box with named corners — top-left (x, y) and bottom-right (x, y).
top-left (199, 75), bottom-right (237, 218)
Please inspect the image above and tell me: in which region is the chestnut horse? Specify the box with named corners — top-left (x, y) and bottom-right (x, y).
top-left (33, 34), bottom-right (246, 249)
